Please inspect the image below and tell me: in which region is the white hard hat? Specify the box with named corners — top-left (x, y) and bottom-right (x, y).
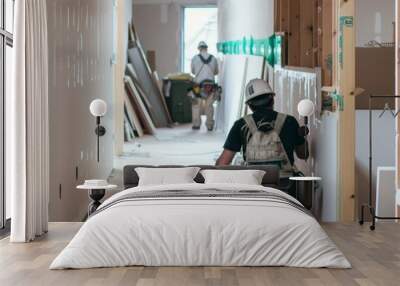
top-left (245, 79), bottom-right (274, 103)
top-left (198, 41), bottom-right (208, 49)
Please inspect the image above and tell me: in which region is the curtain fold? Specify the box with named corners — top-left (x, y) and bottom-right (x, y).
top-left (10, 0), bottom-right (49, 242)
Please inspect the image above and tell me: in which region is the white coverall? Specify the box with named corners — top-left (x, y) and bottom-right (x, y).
top-left (191, 52), bottom-right (219, 129)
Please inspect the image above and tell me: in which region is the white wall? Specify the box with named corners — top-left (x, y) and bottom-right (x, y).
top-left (356, 0), bottom-right (395, 46)
top-left (114, 0), bottom-right (134, 156)
top-left (217, 0), bottom-right (274, 132)
top-left (47, 0), bottom-right (115, 221)
top-left (313, 113), bottom-right (339, 221)
top-left (218, 0), bottom-right (274, 42)
top-left (355, 111), bottom-right (395, 217)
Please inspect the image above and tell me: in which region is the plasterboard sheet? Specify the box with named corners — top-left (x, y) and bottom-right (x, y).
top-left (219, 55), bottom-right (248, 133)
top-left (313, 112), bottom-right (339, 222)
top-left (128, 41), bottom-right (170, 127)
top-left (124, 90), bottom-right (144, 137)
top-left (124, 76), bottom-right (156, 135)
top-left (238, 55), bottom-right (265, 117)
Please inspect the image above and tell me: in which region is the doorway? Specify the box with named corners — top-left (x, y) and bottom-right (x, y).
top-left (182, 6), bottom-right (218, 73)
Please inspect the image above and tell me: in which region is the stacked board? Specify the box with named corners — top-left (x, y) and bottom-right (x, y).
top-left (123, 22), bottom-right (172, 142)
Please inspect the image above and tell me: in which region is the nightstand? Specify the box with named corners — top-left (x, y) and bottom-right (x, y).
top-left (289, 177), bottom-right (322, 211)
top-left (77, 180), bottom-right (117, 216)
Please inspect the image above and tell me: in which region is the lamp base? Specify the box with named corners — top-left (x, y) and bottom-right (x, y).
top-left (298, 126), bottom-right (309, 137)
top-left (95, 126), bottom-right (106, 136)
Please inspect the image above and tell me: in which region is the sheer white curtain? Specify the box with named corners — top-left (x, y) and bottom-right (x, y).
top-left (9, 0), bottom-right (49, 242)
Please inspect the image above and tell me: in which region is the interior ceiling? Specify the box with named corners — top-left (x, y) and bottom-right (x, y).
top-left (133, 0), bottom-right (218, 5)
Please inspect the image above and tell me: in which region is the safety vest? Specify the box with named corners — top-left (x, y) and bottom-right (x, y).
top-left (242, 113), bottom-right (295, 178)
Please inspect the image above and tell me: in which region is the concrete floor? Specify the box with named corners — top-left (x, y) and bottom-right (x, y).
top-left (115, 123), bottom-right (226, 168)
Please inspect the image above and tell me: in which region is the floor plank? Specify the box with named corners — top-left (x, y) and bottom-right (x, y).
top-left (0, 222), bottom-right (399, 286)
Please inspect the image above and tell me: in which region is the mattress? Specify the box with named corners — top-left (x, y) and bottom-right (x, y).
top-left (50, 183), bottom-right (351, 269)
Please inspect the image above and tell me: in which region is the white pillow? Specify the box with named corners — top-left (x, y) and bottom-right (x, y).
top-left (135, 167), bottom-right (201, 186)
top-left (200, 169), bottom-right (266, 185)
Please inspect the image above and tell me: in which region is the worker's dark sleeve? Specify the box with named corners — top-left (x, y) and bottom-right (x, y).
top-left (285, 116), bottom-right (306, 146)
top-left (223, 120), bottom-right (243, 152)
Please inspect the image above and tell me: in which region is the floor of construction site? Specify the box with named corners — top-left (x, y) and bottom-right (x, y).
top-left (115, 121), bottom-right (226, 168)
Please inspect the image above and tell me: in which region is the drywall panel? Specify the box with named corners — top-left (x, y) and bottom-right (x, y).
top-left (219, 55), bottom-right (247, 133)
top-left (48, 0), bottom-right (114, 221)
top-left (356, 0), bottom-right (395, 47)
top-left (127, 42), bottom-right (170, 127)
top-left (114, 0), bottom-right (134, 156)
top-left (355, 110), bottom-right (395, 220)
top-left (313, 113), bottom-right (339, 222)
top-left (237, 56), bottom-right (266, 119)
top-left (376, 167), bottom-right (396, 218)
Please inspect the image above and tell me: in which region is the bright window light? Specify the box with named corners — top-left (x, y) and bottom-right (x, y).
top-left (183, 7), bottom-right (218, 74)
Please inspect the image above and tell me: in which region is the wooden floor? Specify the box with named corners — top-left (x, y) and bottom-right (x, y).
top-left (0, 222), bottom-right (399, 286)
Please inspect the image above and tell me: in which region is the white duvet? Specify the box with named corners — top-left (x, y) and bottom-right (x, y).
top-left (50, 183), bottom-right (351, 269)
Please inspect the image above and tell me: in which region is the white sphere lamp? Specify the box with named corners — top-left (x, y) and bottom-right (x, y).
top-left (89, 99), bottom-right (107, 162)
top-left (297, 99), bottom-right (315, 117)
top-left (90, 99), bottom-right (107, 117)
top-left (297, 99), bottom-right (315, 137)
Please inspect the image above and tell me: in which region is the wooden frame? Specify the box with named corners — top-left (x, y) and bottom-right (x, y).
top-left (275, 0), bottom-right (355, 221)
top-left (336, 0), bottom-right (355, 221)
top-left (275, 0), bottom-right (333, 86)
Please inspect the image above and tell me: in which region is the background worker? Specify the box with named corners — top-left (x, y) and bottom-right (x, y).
top-left (216, 79), bottom-right (309, 194)
top-left (190, 41), bottom-right (219, 131)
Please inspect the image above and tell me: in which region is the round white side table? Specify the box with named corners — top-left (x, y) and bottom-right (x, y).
top-left (77, 183), bottom-right (117, 216)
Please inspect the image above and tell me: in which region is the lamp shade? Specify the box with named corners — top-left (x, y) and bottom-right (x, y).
top-left (89, 99), bottom-right (107, 117)
top-left (297, 99), bottom-right (315, 117)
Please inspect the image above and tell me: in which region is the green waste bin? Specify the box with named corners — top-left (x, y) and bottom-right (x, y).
top-left (164, 80), bottom-right (193, 124)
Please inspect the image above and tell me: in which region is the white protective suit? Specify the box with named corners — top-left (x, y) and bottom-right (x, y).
top-left (191, 52), bottom-right (219, 130)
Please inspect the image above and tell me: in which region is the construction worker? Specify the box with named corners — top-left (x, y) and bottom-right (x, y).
top-left (190, 41), bottom-right (219, 131)
top-left (216, 79), bottom-right (309, 189)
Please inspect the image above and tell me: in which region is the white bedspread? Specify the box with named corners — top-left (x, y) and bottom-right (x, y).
top-left (50, 183), bottom-right (351, 269)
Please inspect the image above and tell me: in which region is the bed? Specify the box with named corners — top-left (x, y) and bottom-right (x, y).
top-left (50, 165), bottom-right (350, 269)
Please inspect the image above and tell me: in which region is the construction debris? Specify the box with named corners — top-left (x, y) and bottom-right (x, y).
top-left (123, 22), bottom-right (173, 141)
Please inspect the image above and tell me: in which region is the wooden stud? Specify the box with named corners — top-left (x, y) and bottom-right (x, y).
top-left (274, 0), bottom-right (281, 31)
top-left (288, 0), bottom-right (301, 66)
top-left (299, 0), bottom-right (314, 67)
top-left (280, 0), bottom-right (290, 33)
top-left (337, 0), bottom-right (356, 221)
top-left (321, 0), bottom-right (333, 86)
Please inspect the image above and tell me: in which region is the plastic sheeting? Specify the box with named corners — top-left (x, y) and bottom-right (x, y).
top-left (274, 66), bottom-right (322, 176)
top-left (274, 66), bottom-right (321, 127)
